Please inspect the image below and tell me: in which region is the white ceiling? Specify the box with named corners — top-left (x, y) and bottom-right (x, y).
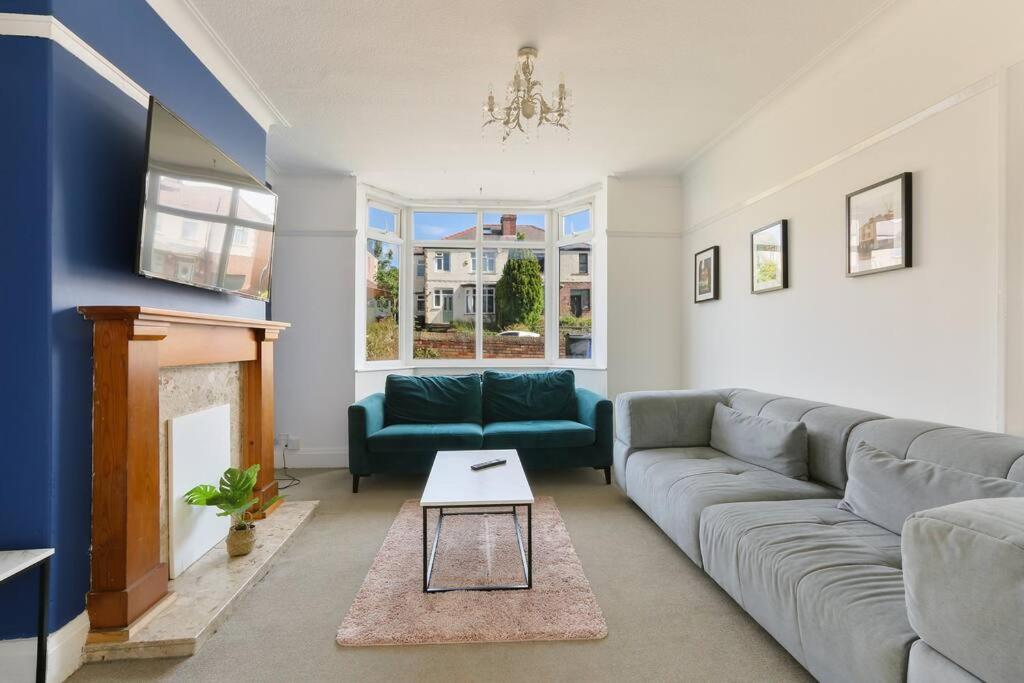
top-left (188, 0), bottom-right (889, 199)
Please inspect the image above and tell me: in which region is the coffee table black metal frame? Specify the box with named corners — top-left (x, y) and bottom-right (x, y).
top-left (421, 503), bottom-right (532, 592)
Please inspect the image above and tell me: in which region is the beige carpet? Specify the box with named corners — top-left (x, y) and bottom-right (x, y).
top-left (337, 496), bottom-right (608, 646)
top-left (71, 469), bottom-right (812, 682)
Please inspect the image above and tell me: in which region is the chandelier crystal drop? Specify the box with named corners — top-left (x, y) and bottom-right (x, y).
top-left (483, 47), bottom-right (571, 143)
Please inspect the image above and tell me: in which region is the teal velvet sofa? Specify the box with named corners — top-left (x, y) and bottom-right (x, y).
top-left (347, 370), bottom-right (613, 492)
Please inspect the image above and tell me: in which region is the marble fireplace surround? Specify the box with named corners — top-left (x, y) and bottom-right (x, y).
top-left (79, 307), bottom-right (289, 633)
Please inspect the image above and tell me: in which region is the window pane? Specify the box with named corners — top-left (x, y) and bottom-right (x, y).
top-left (412, 247), bottom-right (476, 359)
top-left (366, 239), bottom-right (400, 361)
top-left (562, 208), bottom-right (592, 237)
top-left (413, 211), bottom-right (477, 241)
top-left (559, 244), bottom-right (592, 359)
top-left (157, 175), bottom-right (231, 215)
top-left (237, 189), bottom-right (277, 224)
top-left (369, 206), bottom-right (397, 234)
top-left (484, 248), bottom-right (545, 359)
top-left (482, 211), bottom-right (547, 241)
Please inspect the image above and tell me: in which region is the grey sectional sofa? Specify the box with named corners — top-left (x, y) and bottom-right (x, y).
top-left (614, 388), bottom-right (1024, 683)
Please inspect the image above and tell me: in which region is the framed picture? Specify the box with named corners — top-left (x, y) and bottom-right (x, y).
top-left (751, 220), bottom-right (788, 293)
top-left (694, 246), bottom-right (719, 303)
top-left (846, 172), bottom-right (912, 276)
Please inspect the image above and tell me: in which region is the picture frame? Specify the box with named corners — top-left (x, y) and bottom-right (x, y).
top-left (694, 246), bottom-right (719, 303)
top-left (750, 219), bottom-right (788, 293)
top-left (846, 172), bottom-right (912, 277)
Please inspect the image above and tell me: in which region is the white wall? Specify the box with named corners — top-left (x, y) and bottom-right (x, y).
top-left (606, 176), bottom-right (685, 398)
top-left (272, 174), bottom-right (357, 467)
top-left (680, 0), bottom-right (1024, 432)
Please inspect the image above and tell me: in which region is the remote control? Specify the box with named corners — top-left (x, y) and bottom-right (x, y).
top-left (470, 458), bottom-right (507, 471)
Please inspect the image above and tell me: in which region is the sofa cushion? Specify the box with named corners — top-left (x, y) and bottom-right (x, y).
top-left (727, 389), bottom-right (887, 489)
top-left (700, 499), bottom-right (916, 683)
top-left (709, 403), bottom-right (809, 478)
top-left (908, 641), bottom-right (982, 683)
top-left (623, 447), bottom-right (835, 567)
top-left (384, 374), bottom-right (481, 426)
top-left (482, 370), bottom-right (575, 423)
top-left (482, 420), bottom-right (594, 450)
top-left (838, 441), bottom-right (1024, 534)
top-left (903, 498), bottom-right (1024, 683)
top-left (366, 422), bottom-right (483, 453)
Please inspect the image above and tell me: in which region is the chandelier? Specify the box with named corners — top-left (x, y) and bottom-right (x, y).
top-left (483, 47), bottom-right (571, 142)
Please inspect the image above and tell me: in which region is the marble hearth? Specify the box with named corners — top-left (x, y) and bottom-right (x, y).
top-left (84, 501), bottom-right (318, 661)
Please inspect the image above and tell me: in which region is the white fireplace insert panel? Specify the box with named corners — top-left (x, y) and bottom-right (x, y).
top-left (169, 404), bottom-right (231, 578)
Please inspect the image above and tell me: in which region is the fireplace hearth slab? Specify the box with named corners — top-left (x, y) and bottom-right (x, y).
top-left (82, 500), bottom-right (318, 662)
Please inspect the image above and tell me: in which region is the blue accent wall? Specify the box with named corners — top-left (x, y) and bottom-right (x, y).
top-left (0, 36), bottom-right (56, 639)
top-left (1, 2), bottom-right (268, 639)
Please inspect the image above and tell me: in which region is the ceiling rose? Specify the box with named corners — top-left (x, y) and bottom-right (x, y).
top-left (483, 47), bottom-right (571, 143)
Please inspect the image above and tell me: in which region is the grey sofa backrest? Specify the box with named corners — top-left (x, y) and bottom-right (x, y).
top-left (615, 389), bottom-right (731, 450)
top-left (727, 389), bottom-right (886, 490)
top-left (849, 419), bottom-right (1024, 484)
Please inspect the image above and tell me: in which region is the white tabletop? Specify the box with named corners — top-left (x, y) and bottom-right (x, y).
top-left (0, 548), bottom-right (54, 582)
top-left (421, 450), bottom-right (534, 507)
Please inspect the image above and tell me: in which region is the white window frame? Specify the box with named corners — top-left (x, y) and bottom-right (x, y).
top-left (360, 196), bottom-right (406, 369)
top-left (367, 201), bottom-right (400, 238)
top-left (359, 191), bottom-right (602, 370)
top-left (559, 204), bottom-right (594, 239)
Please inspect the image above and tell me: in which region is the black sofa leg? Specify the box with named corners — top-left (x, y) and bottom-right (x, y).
top-left (352, 475), bottom-right (360, 493)
top-left (603, 466), bottom-right (611, 485)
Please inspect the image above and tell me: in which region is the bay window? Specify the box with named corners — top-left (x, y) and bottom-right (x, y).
top-left (361, 197), bottom-right (597, 366)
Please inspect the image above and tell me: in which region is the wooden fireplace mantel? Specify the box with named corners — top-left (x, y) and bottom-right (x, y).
top-left (78, 306), bottom-right (290, 630)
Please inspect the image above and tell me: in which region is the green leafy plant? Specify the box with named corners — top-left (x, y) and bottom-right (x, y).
top-left (184, 464), bottom-right (281, 531)
top-left (366, 317), bottom-right (399, 361)
top-left (495, 251), bottom-right (544, 332)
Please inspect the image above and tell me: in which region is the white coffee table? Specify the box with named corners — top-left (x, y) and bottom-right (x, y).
top-left (420, 449), bottom-right (534, 592)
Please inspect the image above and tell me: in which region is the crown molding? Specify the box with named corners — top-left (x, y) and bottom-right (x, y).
top-left (146, 0), bottom-right (290, 131)
top-left (0, 12), bottom-right (149, 107)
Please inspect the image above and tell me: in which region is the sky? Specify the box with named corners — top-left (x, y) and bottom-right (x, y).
top-left (370, 207), bottom-right (591, 240)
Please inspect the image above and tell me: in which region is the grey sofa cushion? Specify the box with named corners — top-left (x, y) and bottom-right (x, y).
top-left (908, 642), bottom-right (982, 683)
top-left (903, 498), bottom-right (1024, 683)
top-left (727, 389), bottom-right (886, 489)
top-left (700, 499), bottom-right (916, 683)
top-left (623, 447), bottom-right (834, 567)
top-left (838, 441), bottom-right (1024, 534)
top-left (709, 403), bottom-right (809, 478)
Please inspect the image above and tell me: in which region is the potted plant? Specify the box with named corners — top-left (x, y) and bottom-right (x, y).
top-left (184, 464), bottom-right (281, 557)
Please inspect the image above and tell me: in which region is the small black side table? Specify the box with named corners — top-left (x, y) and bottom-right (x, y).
top-left (0, 549), bottom-right (54, 683)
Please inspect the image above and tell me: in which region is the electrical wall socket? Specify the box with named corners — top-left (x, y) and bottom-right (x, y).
top-left (285, 435), bottom-right (301, 451)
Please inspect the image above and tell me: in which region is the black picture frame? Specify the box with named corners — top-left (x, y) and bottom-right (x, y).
top-left (694, 246), bottom-right (719, 303)
top-left (846, 172), bottom-right (912, 277)
top-left (750, 219), bottom-right (788, 294)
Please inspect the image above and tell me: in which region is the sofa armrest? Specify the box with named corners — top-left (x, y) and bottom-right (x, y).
top-left (902, 497), bottom-right (1024, 683)
top-left (576, 388), bottom-right (612, 452)
top-left (614, 389), bottom-right (729, 449)
top-left (347, 393), bottom-right (385, 476)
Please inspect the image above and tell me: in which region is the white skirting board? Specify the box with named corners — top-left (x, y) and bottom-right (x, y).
top-left (0, 611), bottom-right (89, 682)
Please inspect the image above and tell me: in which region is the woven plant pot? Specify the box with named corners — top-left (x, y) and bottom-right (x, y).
top-left (227, 525), bottom-right (255, 557)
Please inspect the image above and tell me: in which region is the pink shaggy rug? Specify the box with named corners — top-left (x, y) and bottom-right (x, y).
top-left (337, 496), bottom-right (607, 646)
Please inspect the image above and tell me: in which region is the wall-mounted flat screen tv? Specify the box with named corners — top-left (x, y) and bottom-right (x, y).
top-left (136, 97), bottom-right (276, 302)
